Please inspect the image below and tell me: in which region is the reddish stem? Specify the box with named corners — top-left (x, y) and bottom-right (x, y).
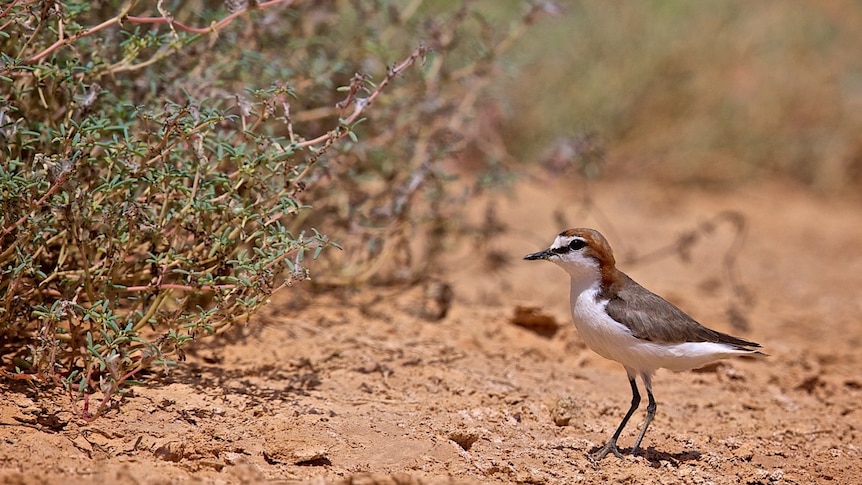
top-left (118, 283), bottom-right (236, 292)
top-left (26, 0), bottom-right (295, 63)
top-left (2, 170), bottom-right (70, 237)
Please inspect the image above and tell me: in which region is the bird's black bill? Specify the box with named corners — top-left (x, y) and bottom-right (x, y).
top-left (524, 249), bottom-right (551, 261)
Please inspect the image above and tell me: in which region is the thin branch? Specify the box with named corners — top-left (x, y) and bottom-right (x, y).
top-left (26, 0), bottom-right (295, 64)
top-left (118, 283), bottom-right (236, 293)
top-left (287, 44), bottom-right (427, 190)
top-left (295, 44), bottom-right (427, 149)
top-left (1, 168), bottom-right (71, 237)
top-left (0, 0), bottom-right (22, 28)
top-left (27, 10), bottom-right (126, 63)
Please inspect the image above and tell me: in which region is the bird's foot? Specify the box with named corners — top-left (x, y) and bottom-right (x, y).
top-left (590, 441), bottom-right (624, 462)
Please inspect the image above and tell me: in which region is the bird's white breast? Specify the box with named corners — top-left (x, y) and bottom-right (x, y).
top-left (570, 280), bottom-right (638, 363)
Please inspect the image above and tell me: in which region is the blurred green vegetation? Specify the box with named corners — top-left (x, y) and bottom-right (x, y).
top-left (497, 0), bottom-right (862, 189)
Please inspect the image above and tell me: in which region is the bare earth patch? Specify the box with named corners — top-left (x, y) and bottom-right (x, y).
top-left (2, 179), bottom-right (860, 484)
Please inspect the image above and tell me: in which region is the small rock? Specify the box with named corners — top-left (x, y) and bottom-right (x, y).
top-left (223, 451), bottom-right (247, 465)
top-left (732, 442), bottom-right (755, 461)
top-left (795, 375), bottom-right (823, 394)
top-left (263, 445), bottom-right (329, 466)
top-left (551, 396), bottom-right (578, 426)
top-left (262, 417), bottom-right (332, 466)
top-left (510, 306), bottom-right (560, 338)
top-left (420, 280), bottom-right (454, 321)
top-left (448, 429), bottom-right (480, 451)
top-left (154, 441), bottom-right (185, 462)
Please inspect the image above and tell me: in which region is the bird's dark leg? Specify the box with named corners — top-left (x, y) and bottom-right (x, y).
top-left (630, 372), bottom-right (657, 457)
top-left (591, 369), bottom-right (640, 461)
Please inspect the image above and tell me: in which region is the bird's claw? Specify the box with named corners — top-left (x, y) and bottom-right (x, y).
top-left (590, 441), bottom-right (624, 462)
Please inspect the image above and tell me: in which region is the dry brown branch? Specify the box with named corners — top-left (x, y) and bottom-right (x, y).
top-left (26, 0), bottom-right (296, 63)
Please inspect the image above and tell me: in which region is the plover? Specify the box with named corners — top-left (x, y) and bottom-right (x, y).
top-left (525, 228), bottom-right (764, 460)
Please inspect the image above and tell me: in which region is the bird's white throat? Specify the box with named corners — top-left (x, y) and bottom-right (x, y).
top-left (553, 253), bottom-right (602, 296)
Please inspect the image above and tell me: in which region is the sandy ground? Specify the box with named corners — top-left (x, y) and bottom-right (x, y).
top-left (2, 177), bottom-right (861, 484)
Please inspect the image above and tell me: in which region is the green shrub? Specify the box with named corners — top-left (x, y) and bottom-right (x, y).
top-left (0, 0), bottom-right (552, 419)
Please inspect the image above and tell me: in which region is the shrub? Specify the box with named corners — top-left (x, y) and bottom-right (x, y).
top-left (0, 1), bottom-right (552, 419)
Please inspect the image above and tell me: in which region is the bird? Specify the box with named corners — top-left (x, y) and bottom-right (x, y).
top-left (524, 228), bottom-right (764, 461)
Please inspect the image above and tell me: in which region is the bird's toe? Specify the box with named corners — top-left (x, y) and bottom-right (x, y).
top-left (590, 442), bottom-right (624, 461)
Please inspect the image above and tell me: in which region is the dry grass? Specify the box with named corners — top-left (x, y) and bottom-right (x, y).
top-left (498, 1), bottom-right (862, 189)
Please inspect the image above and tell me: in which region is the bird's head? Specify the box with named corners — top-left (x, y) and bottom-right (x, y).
top-left (524, 228), bottom-right (617, 286)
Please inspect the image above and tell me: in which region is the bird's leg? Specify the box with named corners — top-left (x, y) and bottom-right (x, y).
top-left (591, 372), bottom-right (640, 461)
top-left (630, 372), bottom-right (657, 457)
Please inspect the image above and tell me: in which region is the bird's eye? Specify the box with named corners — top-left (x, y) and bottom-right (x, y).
top-left (568, 239), bottom-right (586, 251)
top-left (549, 238), bottom-right (586, 255)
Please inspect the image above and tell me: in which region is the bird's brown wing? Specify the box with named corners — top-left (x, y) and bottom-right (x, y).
top-left (604, 271), bottom-right (761, 350)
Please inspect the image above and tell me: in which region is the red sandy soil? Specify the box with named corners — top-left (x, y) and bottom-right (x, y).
top-left (2, 178), bottom-right (861, 484)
